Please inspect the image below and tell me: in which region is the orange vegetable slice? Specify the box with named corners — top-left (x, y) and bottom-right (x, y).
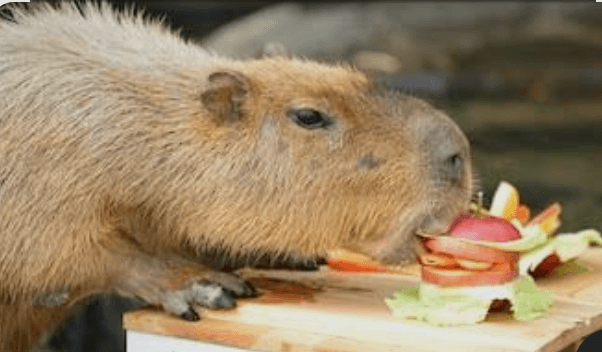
top-left (327, 249), bottom-right (389, 272)
top-left (516, 204), bottom-right (531, 224)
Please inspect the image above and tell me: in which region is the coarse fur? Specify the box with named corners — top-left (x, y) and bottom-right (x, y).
top-left (0, 1), bottom-right (474, 350)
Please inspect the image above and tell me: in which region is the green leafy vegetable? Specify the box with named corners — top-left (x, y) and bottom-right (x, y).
top-left (385, 276), bottom-right (553, 326)
top-left (519, 229), bottom-right (602, 275)
top-left (510, 276), bottom-right (554, 321)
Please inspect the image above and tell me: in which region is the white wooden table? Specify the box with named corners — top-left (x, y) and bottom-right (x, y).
top-left (124, 248), bottom-right (602, 352)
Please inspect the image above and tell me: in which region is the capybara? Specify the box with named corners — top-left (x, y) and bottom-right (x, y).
top-left (0, 1), bottom-right (474, 350)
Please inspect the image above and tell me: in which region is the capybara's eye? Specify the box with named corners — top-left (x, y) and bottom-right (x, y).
top-left (288, 109), bottom-right (332, 129)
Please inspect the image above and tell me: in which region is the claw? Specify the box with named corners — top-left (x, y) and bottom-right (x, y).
top-left (242, 281), bottom-right (257, 297)
top-left (213, 292), bottom-right (236, 309)
top-left (207, 272), bottom-right (257, 298)
top-left (180, 308), bottom-right (200, 321)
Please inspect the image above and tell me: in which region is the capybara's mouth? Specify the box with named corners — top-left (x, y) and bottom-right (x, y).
top-left (415, 214), bottom-right (456, 238)
top-left (367, 210), bottom-right (460, 265)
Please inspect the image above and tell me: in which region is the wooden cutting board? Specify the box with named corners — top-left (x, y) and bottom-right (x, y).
top-left (123, 247), bottom-right (602, 352)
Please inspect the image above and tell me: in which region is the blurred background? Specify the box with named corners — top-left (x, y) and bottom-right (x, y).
top-left (15, 0), bottom-right (601, 350)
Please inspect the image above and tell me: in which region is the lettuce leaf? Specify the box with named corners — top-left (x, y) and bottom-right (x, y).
top-left (510, 276), bottom-right (554, 321)
top-left (385, 276), bottom-right (553, 326)
top-left (519, 229), bottom-right (602, 275)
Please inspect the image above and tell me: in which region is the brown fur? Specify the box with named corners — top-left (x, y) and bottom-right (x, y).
top-left (0, 2), bottom-right (474, 350)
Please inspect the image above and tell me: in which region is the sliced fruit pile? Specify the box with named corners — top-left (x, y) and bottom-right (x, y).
top-left (461, 181), bottom-right (601, 278)
top-left (420, 215), bottom-right (521, 286)
top-left (467, 181), bottom-right (562, 240)
top-left (419, 180), bottom-right (562, 286)
top-left (384, 181), bottom-right (601, 326)
top-left (327, 181), bottom-right (601, 278)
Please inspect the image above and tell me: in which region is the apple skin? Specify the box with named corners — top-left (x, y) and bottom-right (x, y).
top-left (530, 253), bottom-right (562, 278)
top-left (448, 213), bottom-right (522, 242)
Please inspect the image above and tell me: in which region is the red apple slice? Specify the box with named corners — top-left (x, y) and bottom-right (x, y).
top-left (424, 237), bottom-right (518, 264)
top-left (528, 202), bottom-right (562, 234)
top-left (529, 253), bottom-right (562, 278)
top-left (448, 214), bottom-right (522, 242)
top-left (422, 261), bottom-right (518, 287)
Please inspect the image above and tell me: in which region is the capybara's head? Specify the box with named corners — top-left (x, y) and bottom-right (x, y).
top-left (122, 57), bottom-right (474, 265)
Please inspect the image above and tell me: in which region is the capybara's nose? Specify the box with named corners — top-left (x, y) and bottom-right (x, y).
top-left (413, 112), bottom-right (470, 188)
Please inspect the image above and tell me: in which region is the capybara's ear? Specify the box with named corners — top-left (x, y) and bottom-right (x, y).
top-left (260, 41), bottom-right (290, 59)
top-left (201, 70), bottom-right (250, 124)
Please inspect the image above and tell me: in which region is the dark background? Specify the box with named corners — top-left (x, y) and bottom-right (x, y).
top-left (5, 1), bottom-right (600, 351)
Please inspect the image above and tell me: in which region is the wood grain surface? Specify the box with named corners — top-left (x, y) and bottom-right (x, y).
top-left (124, 247), bottom-right (602, 352)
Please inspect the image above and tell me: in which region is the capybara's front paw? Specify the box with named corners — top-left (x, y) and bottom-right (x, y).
top-left (163, 282), bottom-right (235, 321)
top-left (159, 272), bottom-right (256, 321)
top-left (207, 271), bottom-right (257, 298)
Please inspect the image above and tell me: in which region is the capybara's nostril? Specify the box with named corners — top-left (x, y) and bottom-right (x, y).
top-left (411, 111), bottom-right (470, 188)
top-left (432, 145), bottom-right (466, 186)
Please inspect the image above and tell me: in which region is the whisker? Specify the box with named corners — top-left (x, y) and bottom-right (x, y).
top-left (415, 229), bottom-right (446, 237)
top-left (471, 169), bottom-right (483, 201)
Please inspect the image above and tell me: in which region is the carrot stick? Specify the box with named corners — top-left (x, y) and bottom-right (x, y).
top-left (327, 249), bottom-right (389, 272)
top-left (516, 204), bottom-right (531, 224)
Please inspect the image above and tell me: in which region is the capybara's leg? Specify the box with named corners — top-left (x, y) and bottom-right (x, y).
top-left (0, 304), bottom-right (74, 352)
top-left (114, 254), bottom-right (256, 321)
